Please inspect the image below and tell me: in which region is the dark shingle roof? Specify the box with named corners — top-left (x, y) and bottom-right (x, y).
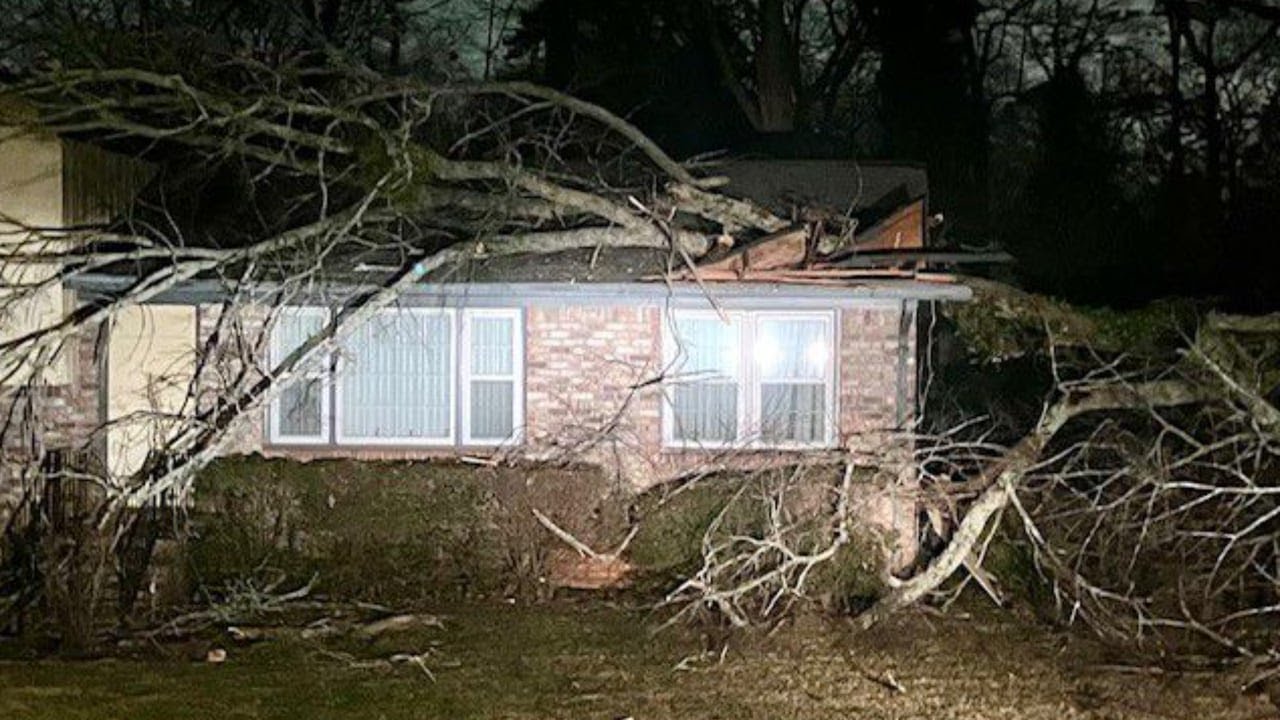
top-left (716, 159), bottom-right (927, 226)
top-left (88, 157), bottom-right (932, 287)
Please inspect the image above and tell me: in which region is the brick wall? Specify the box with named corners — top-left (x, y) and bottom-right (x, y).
top-left (0, 322), bottom-right (105, 511)
top-left (839, 304), bottom-right (917, 447)
top-left (522, 304), bottom-right (664, 483)
top-left (225, 300), bottom-right (917, 487)
top-left (518, 303), bottom-right (919, 494)
top-left (838, 303), bottom-right (919, 567)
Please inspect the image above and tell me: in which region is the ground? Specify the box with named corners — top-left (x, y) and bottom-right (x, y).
top-left (0, 599), bottom-right (1269, 720)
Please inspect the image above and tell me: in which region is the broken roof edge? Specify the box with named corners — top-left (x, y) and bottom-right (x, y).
top-left (67, 275), bottom-right (972, 308)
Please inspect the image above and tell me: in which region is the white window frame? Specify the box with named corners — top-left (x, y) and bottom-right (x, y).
top-left (748, 311), bottom-right (838, 450)
top-left (662, 309), bottom-right (838, 450)
top-left (267, 306), bottom-right (332, 446)
top-left (661, 309), bottom-right (747, 450)
top-left (333, 307), bottom-right (457, 446)
top-left (460, 308), bottom-right (524, 446)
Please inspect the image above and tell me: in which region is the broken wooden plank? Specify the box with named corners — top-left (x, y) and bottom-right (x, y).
top-left (698, 227), bottom-right (809, 274)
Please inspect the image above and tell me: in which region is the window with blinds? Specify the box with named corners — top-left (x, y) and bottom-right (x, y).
top-left (663, 310), bottom-right (835, 449)
top-left (267, 307), bottom-right (522, 446)
top-left (666, 314), bottom-right (741, 444)
top-left (337, 309), bottom-right (454, 444)
top-left (268, 307), bottom-right (331, 444)
top-left (462, 310), bottom-right (522, 444)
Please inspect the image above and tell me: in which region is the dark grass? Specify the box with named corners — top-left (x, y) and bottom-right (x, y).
top-left (0, 601), bottom-right (691, 720)
top-left (0, 598), bottom-right (1265, 720)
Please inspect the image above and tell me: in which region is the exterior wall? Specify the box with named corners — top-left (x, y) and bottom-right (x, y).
top-left (192, 303), bottom-right (270, 456)
top-left (0, 130), bottom-right (69, 386)
top-left (523, 305), bottom-right (664, 484)
top-left (105, 304), bottom-right (198, 479)
top-left (2, 292), bottom-right (922, 561)
top-left (0, 132), bottom-right (154, 389)
top-left (231, 299), bottom-right (920, 560)
top-left (0, 126), bottom-right (155, 514)
top-left (61, 139), bottom-right (156, 227)
top-left (839, 304), bottom-right (919, 567)
top-left (223, 300), bottom-right (917, 479)
top-left (839, 304), bottom-right (917, 445)
top-left (0, 323), bottom-right (104, 510)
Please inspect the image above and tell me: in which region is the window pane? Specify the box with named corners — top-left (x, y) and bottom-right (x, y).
top-left (278, 379), bottom-right (323, 436)
top-left (272, 309), bottom-right (327, 439)
top-left (670, 315), bottom-right (740, 443)
top-left (273, 309), bottom-right (327, 374)
top-left (470, 379), bottom-right (514, 440)
top-left (760, 383), bottom-right (825, 443)
top-left (672, 384), bottom-right (738, 442)
top-left (340, 311), bottom-right (451, 440)
top-left (756, 318), bottom-right (828, 380)
top-left (673, 316), bottom-right (737, 377)
top-left (470, 316), bottom-right (513, 375)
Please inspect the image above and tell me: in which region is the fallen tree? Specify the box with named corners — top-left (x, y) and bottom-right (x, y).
top-left (662, 277), bottom-right (1279, 677)
top-left (0, 19), bottom-right (1275, 681)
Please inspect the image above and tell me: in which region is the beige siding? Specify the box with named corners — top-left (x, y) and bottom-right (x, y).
top-left (1, 128), bottom-right (154, 389)
top-left (106, 305), bottom-right (197, 479)
top-left (0, 130), bottom-right (68, 385)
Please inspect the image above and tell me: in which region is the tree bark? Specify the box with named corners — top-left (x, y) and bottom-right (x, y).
top-left (754, 0), bottom-right (797, 133)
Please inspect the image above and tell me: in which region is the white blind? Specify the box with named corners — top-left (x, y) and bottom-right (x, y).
top-left (757, 317), bottom-right (828, 443)
top-left (271, 307), bottom-right (328, 440)
top-left (339, 309), bottom-right (452, 441)
top-left (467, 314), bottom-right (517, 441)
top-left (669, 315), bottom-right (740, 443)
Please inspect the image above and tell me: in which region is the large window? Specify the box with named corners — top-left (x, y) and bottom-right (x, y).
top-left (663, 310), bottom-right (836, 448)
top-left (337, 309), bottom-right (454, 444)
top-left (268, 307), bottom-right (522, 446)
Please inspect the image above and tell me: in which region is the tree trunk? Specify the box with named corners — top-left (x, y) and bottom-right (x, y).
top-left (1201, 18), bottom-right (1224, 231)
top-left (1166, 3), bottom-right (1186, 181)
top-left (754, 0), bottom-right (797, 133)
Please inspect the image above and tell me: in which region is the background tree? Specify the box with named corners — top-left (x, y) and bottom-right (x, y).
top-left (1, 0), bottom-right (1278, 675)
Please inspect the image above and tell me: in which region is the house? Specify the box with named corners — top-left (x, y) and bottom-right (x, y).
top-left (1, 126), bottom-right (970, 563)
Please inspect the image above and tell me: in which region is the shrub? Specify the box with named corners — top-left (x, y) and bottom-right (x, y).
top-left (185, 456), bottom-right (624, 605)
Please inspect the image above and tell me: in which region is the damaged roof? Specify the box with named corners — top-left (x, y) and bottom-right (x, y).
top-left (73, 153), bottom-right (976, 301)
top-left (716, 159), bottom-right (927, 226)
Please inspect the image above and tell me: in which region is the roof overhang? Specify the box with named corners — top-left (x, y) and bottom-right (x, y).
top-left (67, 275), bottom-right (972, 309)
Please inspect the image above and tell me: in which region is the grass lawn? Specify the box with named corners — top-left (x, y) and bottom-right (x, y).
top-left (0, 599), bottom-right (1269, 720)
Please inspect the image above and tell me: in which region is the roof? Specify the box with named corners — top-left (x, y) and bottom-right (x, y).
top-left (71, 154), bottom-right (970, 302)
top-left (715, 159), bottom-right (927, 226)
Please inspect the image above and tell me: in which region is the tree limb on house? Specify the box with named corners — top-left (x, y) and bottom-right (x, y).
top-left (1, 52), bottom-right (1276, 664)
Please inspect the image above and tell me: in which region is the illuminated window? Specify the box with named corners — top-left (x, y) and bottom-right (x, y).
top-left (664, 310), bottom-right (835, 448)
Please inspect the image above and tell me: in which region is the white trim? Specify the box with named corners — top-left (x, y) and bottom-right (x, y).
top-left (661, 309), bottom-right (838, 450)
top-left (266, 306), bottom-right (332, 446)
top-left (460, 308), bottom-right (524, 446)
top-left (333, 307), bottom-right (456, 446)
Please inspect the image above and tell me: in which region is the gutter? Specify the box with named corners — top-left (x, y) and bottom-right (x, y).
top-left (66, 275), bottom-right (973, 308)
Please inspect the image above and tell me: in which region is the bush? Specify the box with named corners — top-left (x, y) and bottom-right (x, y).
top-left (186, 456), bottom-right (624, 605)
top-left (627, 466), bottom-right (887, 616)
top-left (627, 475), bottom-right (759, 581)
